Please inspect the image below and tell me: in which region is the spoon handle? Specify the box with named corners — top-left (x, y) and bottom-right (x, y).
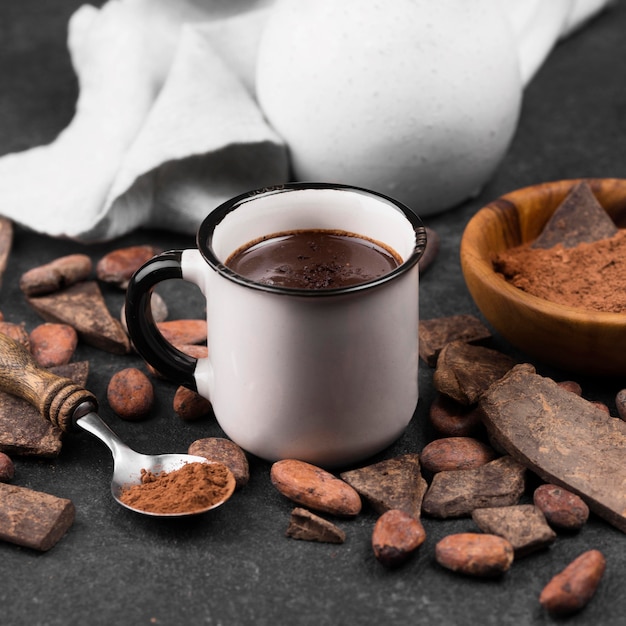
top-left (0, 332), bottom-right (97, 431)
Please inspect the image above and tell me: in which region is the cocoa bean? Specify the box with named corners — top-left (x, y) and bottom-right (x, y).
top-left (533, 484), bottom-right (589, 530)
top-left (428, 393), bottom-right (483, 437)
top-left (157, 320), bottom-right (207, 346)
top-left (435, 532), bottom-right (514, 577)
top-left (591, 401), bottom-right (610, 415)
top-left (0, 321), bottom-right (30, 349)
top-left (29, 323), bottom-right (78, 367)
top-left (557, 380), bottom-right (582, 395)
top-left (107, 368), bottom-right (154, 421)
top-left (271, 459), bottom-right (361, 517)
top-left (173, 386), bottom-right (212, 421)
top-left (616, 388), bottom-right (626, 421)
top-left (420, 437), bottom-right (497, 473)
top-left (96, 245), bottom-right (159, 288)
top-left (0, 216), bottom-right (12, 289)
top-left (173, 344), bottom-right (208, 359)
top-left (188, 438), bottom-right (249, 489)
top-left (145, 344), bottom-right (208, 380)
top-left (372, 509), bottom-right (426, 567)
top-left (19, 254), bottom-right (92, 296)
top-left (0, 451), bottom-right (15, 482)
top-left (539, 549), bottom-right (606, 616)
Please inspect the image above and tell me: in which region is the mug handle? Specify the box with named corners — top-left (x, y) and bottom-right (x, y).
top-left (125, 250), bottom-right (205, 392)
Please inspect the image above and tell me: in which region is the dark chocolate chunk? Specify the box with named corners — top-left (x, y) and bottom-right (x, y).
top-left (531, 181), bottom-right (617, 249)
top-left (0, 482), bottom-right (75, 551)
top-left (422, 455), bottom-right (526, 518)
top-left (480, 363), bottom-right (626, 533)
top-left (419, 314), bottom-right (491, 367)
top-left (472, 505), bottom-right (556, 557)
top-left (286, 507), bottom-right (345, 543)
top-left (340, 453), bottom-right (427, 519)
top-left (27, 281), bottom-right (131, 354)
top-left (433, 341), bottom-right (516, 405)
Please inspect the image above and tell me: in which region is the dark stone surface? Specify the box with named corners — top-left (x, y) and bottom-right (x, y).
top-left (1, 2), bottom-right (625, 624)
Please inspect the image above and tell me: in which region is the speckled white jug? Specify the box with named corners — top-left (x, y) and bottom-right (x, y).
top-left (256, 0), bottom-right (523, 215)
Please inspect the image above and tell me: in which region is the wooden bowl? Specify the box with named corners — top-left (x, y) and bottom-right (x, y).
top-left (460, 178), bottom-right (626, 376)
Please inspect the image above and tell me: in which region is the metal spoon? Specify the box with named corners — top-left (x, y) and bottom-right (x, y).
top-left (0, 333), bottom-right (235, 517)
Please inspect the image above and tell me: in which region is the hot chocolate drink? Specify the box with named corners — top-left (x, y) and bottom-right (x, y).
top-left (225, 229), bottom-right (401, 289)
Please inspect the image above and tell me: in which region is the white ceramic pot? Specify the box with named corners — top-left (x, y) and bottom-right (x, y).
top-left (256, 0), bottom-right (523, 215)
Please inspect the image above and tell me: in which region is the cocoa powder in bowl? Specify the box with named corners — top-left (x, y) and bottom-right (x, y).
top-left (493, 229), bottom-right (626, 313)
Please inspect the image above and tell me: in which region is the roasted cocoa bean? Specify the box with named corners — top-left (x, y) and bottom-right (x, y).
top-left (435, 532), bottom-right (514, 577)
top-left (0, 321), bottom-right (30, 349)
top-left (616, 388), bottom-right (626, 421)
top-left (19, 254), bottom-right (92, 296)
top-left (107, 368), bottom-right (154, 421)
top-left (539, 550), bottom-right (606, 616)
top-left (29, 323), bottom-right (78, 367)
top-left (420, 437), bottom-right (497, 473)
top-left (188, 438), bottom-right (249, 489)
top-left (533, 484), bottom-right (589, 530)
top-left (372, 509), bottom-right (426, 567)
top-left (428, 393), bottom-right (484, 437)
top-left (271, 459), bottom-right (361, 517)
top-left (557, 380), bottom-right (582, 395)
top-left (173, 386), bottom-right (212, 421)
top-left (96, 245), bottom-right (159, 288)
top-left (157, 320), bottom-right (207, 346)
top-left (0, 451), bottom-right (15, 482)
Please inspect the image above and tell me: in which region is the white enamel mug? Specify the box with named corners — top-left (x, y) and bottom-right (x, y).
top-left (125, 183), bottom-right (427, 467)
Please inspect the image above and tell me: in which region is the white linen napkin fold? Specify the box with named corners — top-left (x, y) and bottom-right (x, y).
top-left (0, 1), bottom-right (287, 241)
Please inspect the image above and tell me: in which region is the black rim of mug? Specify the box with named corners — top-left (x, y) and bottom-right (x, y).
top-left (196, 182), bottom-right (428, 297)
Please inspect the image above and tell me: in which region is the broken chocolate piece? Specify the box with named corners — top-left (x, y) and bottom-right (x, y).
top-left (27, 281), bottom-right (131, 354)
top-left (531, 181), bottom-right (617, 249)
top-left (286, 507), bottom-right (345, 544)
top-left (0, 362), bottom-right (89, 457)
top-left (422, 455), bottom-right (526, 518)
top-left (0, 482), bottom-right (75, 551)
top-left (433, 341), bottom-right (516, 405)
top-left (472, 505), bottom-right (556, 557)
top-left (0, 217), bottom-right (12, 288)
top-left (340, 453), bottom-right (427, 518)
top-left (419, 314), bottom-right (491, 367)
top-left (480, 363), bottom-right (626, 533)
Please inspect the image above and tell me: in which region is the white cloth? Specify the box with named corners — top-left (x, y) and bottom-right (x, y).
top-left (0, 0), bottom-right (611, 241)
